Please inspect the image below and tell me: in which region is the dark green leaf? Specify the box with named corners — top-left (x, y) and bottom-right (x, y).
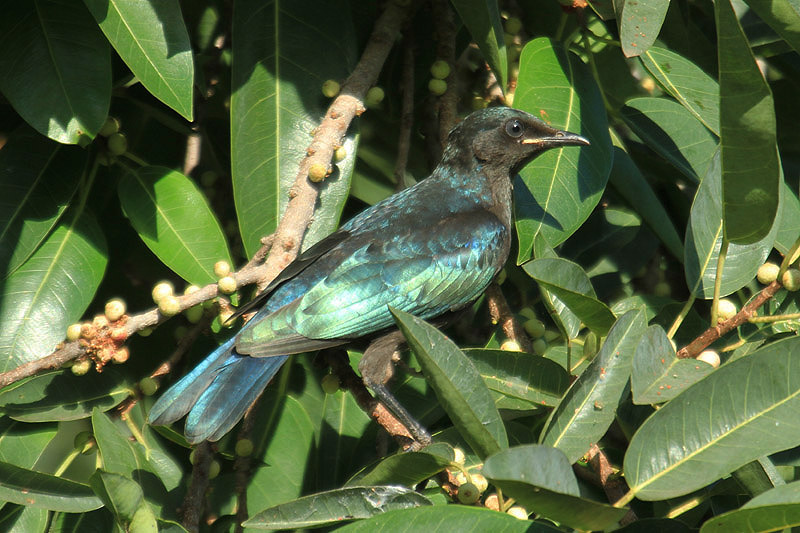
top-left (620, 97), bottom-right (718, 182)
top-left (743, 0), bottom-right (800, 56)
top-left (0, 505), bottom-right (48, 533)
top-left (483, 445), bottom-right (627, 530)
top-left (450, 0), bottom-right (508, 89)
top-left (684, 151), bottom-right (776, 299)
top-left (731, 457), bottom-right (785, 497)
top-left (0, 128), bottom-right (85, 277)
top-left (0, 213), bottom-right (107, 371)
top-left (775, 183), bottom-right (800, 254)
top-left (244, 486), bottom-right (431, 529)
top-left (0, 0), bottom-right (110, 143)
top-left (89, 471), bottom-right (157, 532)
top-left (391, 308), bottom-right (507, 458)
top-left (0, 419), bottom-right (57, 468)
top-left (48, 509), bottom-right (114, 533)
top-left (0, 369), bottom-right (130, 422)
top-left (118, 165), bottom-right (231, 285)
top-left (532, 236), bottom-right (581, 339)
top-left (616, 0), bottom-right (670, 57)
top-left (83, 0), bottom-right (193, 120)
top-left (631, 325), bottom-right (715, 404)
top-left (624, 336), bottom-right (800, 500)
top-left (514, 38), bottom-right (612, 260)
top-left (540, 309), bottom-right (647, 462)
top-left (347, 444), bottom-right (453, 488)
top-left (700, 480), bottom-right (800, 532)
top-left (231, 0), bottom-right (358, 257)
top-left (465, 348), bottom-right (569, 408)
top-left (522, 258), bottom-right (616, 336)
top-left (0, 461), bottom-right (102, 512)
top-left (716, 0), bottom-right (780, 244)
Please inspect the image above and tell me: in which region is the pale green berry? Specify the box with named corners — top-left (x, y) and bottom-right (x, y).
top-left (158, 295), bottom-right (181, 317)
top-left (105, 298), bottom-right (126, 322)
top-left (457, 482), bottom-right (480, 504)
top-left (654, 281), bottom-right (671, 297)
top-left (505, 16), bottom-right (522, 34)
top-left (98, 117), bottom-right (120, 137)
top-left (66, 323), bottom-right (83, 342)
top-left (185, 305), bottom-right (203, 323)
top-left (235, 438), bottom-right (254, 457)
top-left (213, 260), bottom-right (231, 279)
top-left (152, 281), bottom-right (175, 304)
top-left (321, 373), bottom-right (340, 394)
top-left (208, 460), bottom-right (221, 479)
top-left (697, 350), bottom-right (720, 368)
top-left (430, 60), bottom-right (451, 80)
top-left (334, 146), bottom-right (347, 162)
top-left (217, 275), bottom-right (237, 295)
top-left (428, 78), bottom-right (447, 96)
top-left (532, 338), bottom-right (547, 356)
top-left (321, 79), bottom-right (340, 98)
top-left (757, 262), bottom-right (780, 284)
top-left (139, 377), bottom-right (158, 396)
top-left (782, 268), bottom-right (800, 291)
top-left (365, 86), bottom-right (385, 108)
top-left (107, 132), bottom-right (128, 155)
top-left (524, 319), bottom-right (546, 339)
top-left (138, 327), bottom-right (153, 337)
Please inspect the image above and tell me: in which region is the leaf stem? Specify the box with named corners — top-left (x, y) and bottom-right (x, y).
top-left (749, 312), bottom-right (800, 324)
top-left (53, 448), bottom-right (81, 477)
top-left (665, 495), bottom-right (703, 518)
top-left (122, 411), bottom-right (147, 447)
top-left (121, 151), bottom-right (149, 167)
top-left (710, 237), bottom-right (730, 327)
top-left (613, 489), bottom-right (635, 508)
top-left (667, 293), bottom-right (696, 339)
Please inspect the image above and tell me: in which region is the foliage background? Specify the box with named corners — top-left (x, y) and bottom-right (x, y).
top-left (1, 0), bottom-right (800, 531)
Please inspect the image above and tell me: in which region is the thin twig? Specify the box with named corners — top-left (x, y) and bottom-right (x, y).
top-left (431, 0), bottom-right (458, 147)
top-left (485, 283), bottom-right (533, 353)
top-left (182, 441), bottom-right (212, 532)
top-left (394, 33), bottom-right (416, 192)
top-left (586, 444), bottom-right (636, 525)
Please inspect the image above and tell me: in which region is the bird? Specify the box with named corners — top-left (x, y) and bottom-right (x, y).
top-left (148, 107), bottom-right (590, 444)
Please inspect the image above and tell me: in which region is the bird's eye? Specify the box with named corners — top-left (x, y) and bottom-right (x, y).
top-left (505, 119), bottom-right (524, 138)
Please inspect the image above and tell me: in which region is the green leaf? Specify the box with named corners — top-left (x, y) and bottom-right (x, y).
top-left (347, 444), bottom-right (454, 488)
top-left (700, 479), bottom-right (800, 532)
top-left (607, 145), bottom-right (684, 260)
top-left (775, 183), bottom-right (800, 255)
top-left (83, 0), bottom-right (193, 120)
top-left (483, 445), bottom-right (627, 531)
top-left (334, 505), bottom-right (561, 533)
top-left (48, 509), bottom-right (114, 533)
top-left (540, 309), bottom-right (647, 462)
top-left (391, 308), bottom-right (507, 459)
top-left (0, 505), bottom-right (48, 533)
top-left (0, 212), bottom-right (107, 371)
top-left (464, 349), bottom-right (569, 408)
top-left (620, 97), bottom-right (718, 183)
top-left (731, 457), bottom-right (785, 497)
top-left (716, 0), bottom-right (780, 245)
top-left (743, 0), bottom-right (800, 56)
top-left (522, 258), bottom-right (616, 336)
top-left (631, 325), bottom-right (715, 404)
top-left (514, 38), bottom-right (612, 260)
top-left (0, 369), bottom-right (130, 422)
top-left (0, 461), bottom-right (102, 512)
top-left (624, 336), bottom-right (800, 500)
top-left (118, 165), bottom-right (231, 285)
top-left (244, 486), bottom-right (432, 530)
top-left (684, 151), bottom-right (777, 299)
top-left (615, 0), bottom-right (670, 57)
top-left (0, 128), bottom-right (85, 277)
top-left (532, 236), bottom-right (581, 339)
top-left (0, 0), bottom-right (110, 144)
top-left (89, 471), bottom-right (158, 533)
top-left (0, 419), bottom-right (57, 468)
top-left (231, 0), bottom-right (358, 257)
top-left (450, 0), bottom-right (508, 89)
top-left (640, 46), bottom-right (720, 135)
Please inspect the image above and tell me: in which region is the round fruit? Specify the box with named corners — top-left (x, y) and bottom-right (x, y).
top-left (697, 350), bottom-right (720, 368)
top-left (152, 281), bottom-right (175, 303)
top-left (189, 449), bottom-right (198, 465)
top-left (428, 78), bottom-right (447, 96)
top-left (158, 295), bottom-right (181, 317)
top-left (782, 268), bottom-right (800, 291)
top-left (138, 327), bottom-right (153, 337)
top-left (66, 323), bottom-right (83, 342)
top-left (235, 438), bottom-right (254, 457)
top-left (457, 482), bottom-right (480, 504)
top-left (184, 284), bottom-right (200, 296)
top-left (112, 347), bottom-right (130, 364)
top-left (321, 373), bottom-right (340, 394)
top-left (430, 59), bottom-right (451, 80)
top-left (532, 338), bottom-right (547, 356)
top-left (98, 117), bottom-right (120, 137)
top-left (208, 460), bottom-right (221, 479)
top-left (107, 132), bottom-right (128, 155)
top-left (71, 359), bottom-right (91, 376)
top-left (505, 16), bottom-right (522, 34)
top-left (105, 298), bottom-right (126, 322)
top-left (471, 473), bottom-right (488, 493)
top-left (365, 86), bottom-right (385, 108)
top-left (321, 79), bottom-right (340, 98)
top-left (507, 505), bottom-right (528, 520)
top-left (74, 431), bottom-right (96, 454)
top-left (139, 377), bottom-right (158, 396)
top-left (217, 276), bottom-right (237, 295)
top-left (453, 447), bottom-right (466, 465)
top-left (185, 305), bottom-right (203, 323)
top-left (716, 299), bottom-right (737, 322)
top-left (308, 163), bottom-right (328, 183)
top-left (500, 339), bottom-right (522, 352)
top-left (524, 319), bottom-right (546, 339)
top-left (757, 262), bottom-right (780, 284)
top-left (214, 260), bottom-right (231, 278)
top-left (484, 493), bottom-right (500, 511)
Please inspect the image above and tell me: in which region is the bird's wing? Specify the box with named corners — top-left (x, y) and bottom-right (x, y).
top-left (235, 209), bottom-right (507, 357)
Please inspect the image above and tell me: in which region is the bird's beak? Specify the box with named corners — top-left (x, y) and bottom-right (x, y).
top-left (522, 130), bottom-right (590, 148)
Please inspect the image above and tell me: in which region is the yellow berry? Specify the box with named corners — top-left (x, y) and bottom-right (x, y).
top-left (158, 295), bottom-right (181, 317)
top-left (757, 262), bottom-right (780, 284)
top-left (716, 299), bottom-right (737, 322)
top-left (334, 146), bottom-right (347, 162)
top-left (213, 260), bottom-right (231, 278)
top-left (71, 359), bottom-right (91, 376)
top-left (308, 163), bottom-right (328, 183)
top-left (697, 350), bottom-right (720, 368)
top-left (507, 506), bottom-right (528, 520)
top-left (66, 323), bottom-right (83, 342)
top-left (104, 298), bottom-right (126, 322)
top-left (453, 447), bottom-right (466, 465)
top-left (152, 281), bottom-right (175, 303)
top-left (471, 473), bottom-right (488, 494)
top-left (500, 340), bottom-right (522, 352)
top-left (321, 79), bottom-right (340, 98)
top-left (112, 347), bottom-right (130, 364)
top-left (217, 275), bottom-right (237, 295)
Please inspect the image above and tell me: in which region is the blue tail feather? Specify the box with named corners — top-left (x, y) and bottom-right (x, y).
top-left (148, 336), bottom-right (288, 443)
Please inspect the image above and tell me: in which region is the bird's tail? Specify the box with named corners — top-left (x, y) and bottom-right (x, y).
top-left (148, 336), bottom-right (287, 444)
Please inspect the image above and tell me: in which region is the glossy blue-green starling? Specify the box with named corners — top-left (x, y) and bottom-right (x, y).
top-left (148, 107), bottom-right (589, 444)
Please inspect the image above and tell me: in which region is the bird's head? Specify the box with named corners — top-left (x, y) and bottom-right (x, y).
top-left (443, 107), bottom-right (590, 175)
